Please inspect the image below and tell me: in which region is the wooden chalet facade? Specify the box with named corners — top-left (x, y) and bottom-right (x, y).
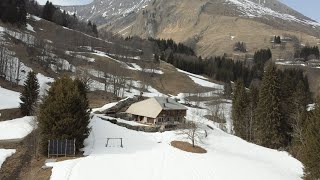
top-left (126, 97), bottom-right (187, 125)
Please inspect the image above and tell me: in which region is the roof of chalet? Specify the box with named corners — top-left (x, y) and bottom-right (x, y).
top-left (125, 97), bottom-right (187, 118)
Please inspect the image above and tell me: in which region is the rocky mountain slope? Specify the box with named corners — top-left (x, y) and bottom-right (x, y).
top-left (62, 0), bottom-right (150, 25)
top-left (62, 0), bottom-right (320, 57)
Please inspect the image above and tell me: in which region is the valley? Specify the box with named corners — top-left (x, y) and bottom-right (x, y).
top-left (0, 0), bottom-right (320, 179)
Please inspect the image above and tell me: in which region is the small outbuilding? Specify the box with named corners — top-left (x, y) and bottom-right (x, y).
top-left (126, 97), bottom-right (187, 125)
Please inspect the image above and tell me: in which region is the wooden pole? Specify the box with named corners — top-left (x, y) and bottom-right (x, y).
top-left (65, 139), bottom-right (67, 157)
top-left (48, 140), bottom-right (50, 158)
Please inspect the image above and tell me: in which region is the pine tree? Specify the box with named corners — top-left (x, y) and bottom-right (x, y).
top-left (38, 76), bottom-right (90, 153)
top-left (16, 0), bottom-right (27, 25)
top-left (301, 99), bottom-right (320, 179)
top-left (248, 83), bottom-right (259, 142)
top-left (223, 81), bottom-right (232, 99)
top-left (232, 80), bottom-right (249, 139)
top-left (42, 1), bottom-right (56, 21)
top-left (20, 71), bottom-right (39, 116)
top-left (290, 81), bottom-right (308, 158)
top-left (255, 63), bottom-right (284, 149)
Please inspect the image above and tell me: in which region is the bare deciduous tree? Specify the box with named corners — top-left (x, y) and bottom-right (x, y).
top-left (177, 109), bottom-right (206, 147)
top-left (177, 121), bottom-right (205, 147)
top-left (76, 68), bottom-right (93, 91)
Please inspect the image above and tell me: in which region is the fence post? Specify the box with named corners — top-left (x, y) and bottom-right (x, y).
top-left (74, 139), bottom-right (76, 157)
top-left (48, 140), bottom-right (50, 158)
top-left (56, 140), bottom-right (58, 157)
top-left (65, 139), bottom-right (67, 157)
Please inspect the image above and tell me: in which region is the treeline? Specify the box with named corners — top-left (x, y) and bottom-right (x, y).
top-left (39, 1), bottom-right (98, 37)
top-left (273, 36), bottom-right (281, 44)
top-left (163, 53), bottom-right (253, 86)
top-left (149, 38), bottom-right (196, 56)
top-left (160, 46), bottom-right (273, 87)
top-left (295, 45), bottom-right (319, 60)
top-left (232, 65), bottom-right (311, 146)
top-left (0, 0), bottom-right (27, 25)
top-left (233, 42), bottom-right (247, 52)
top-left (0, 0), bottom-right (98, 37)
top-left (232, 64), bottom-right (320, 178)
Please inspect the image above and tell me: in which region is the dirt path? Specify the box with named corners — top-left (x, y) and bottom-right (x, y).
top-left (0, 133), bottom-right (34, 180)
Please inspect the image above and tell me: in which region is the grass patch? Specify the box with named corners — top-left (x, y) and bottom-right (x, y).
top-left (171, 141), bottom-right (207, 154)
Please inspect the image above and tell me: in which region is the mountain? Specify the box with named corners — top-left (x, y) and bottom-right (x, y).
top-left (61, 0), bottom-right (320, 57)
top-left (62, 0), bottom-right (150, 25)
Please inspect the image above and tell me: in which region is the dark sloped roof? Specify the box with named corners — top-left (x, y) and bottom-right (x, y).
top-left (154, 97), bottom-right (188, 110)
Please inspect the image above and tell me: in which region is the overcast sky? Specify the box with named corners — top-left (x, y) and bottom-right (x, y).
top-left (280, 0), bottom-right (320, 22)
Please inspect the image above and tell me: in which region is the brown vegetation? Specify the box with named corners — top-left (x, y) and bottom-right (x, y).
top-left (171, 141), bottom-right (207, 154)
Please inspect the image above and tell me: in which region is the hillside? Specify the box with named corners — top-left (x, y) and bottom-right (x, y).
top-left (0, 14), bottom-right (229, 179)
top-left (61, 0), bottom-right (320, 57)
top-left (0, 14), bottom-right (213, 105)
top-left (0, 1), bottom-right (319, 179)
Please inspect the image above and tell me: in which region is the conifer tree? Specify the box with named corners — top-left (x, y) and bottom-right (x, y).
top-left (223, 81), bottom-right (232, 99)
top-left (232, 80), bottom-right (249, 139)
top-left (20, 71), bottom-right (39, 116)
top-left (42, 1), bottom-right (56, 21)
top-left (255, 63), bottom-right (284, 149)
top-left (248, 83), bottom-right (259, 142)
top-left (290, 81), bottom-right (308, 158)
top-left (17, 0), bottom-right (27, 25)
top-left (38, 76), bottom-right (90, 153)
top-left (301, 99), bottom-right (320, 179)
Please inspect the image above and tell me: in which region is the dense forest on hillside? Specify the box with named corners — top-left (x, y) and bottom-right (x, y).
top-left (152, 37), bottom-right (274, 87)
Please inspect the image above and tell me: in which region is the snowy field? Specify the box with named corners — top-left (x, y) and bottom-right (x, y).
top-left (0, 116), bottom-right (35, 141)
top-left (0, 87), bottom-right (21, 110)
top-left (176, 68), bottom-right (224, 90)
top-left (0, 149), bottom-right (15, 169)
top-left (48, 114), bottom-right (303, 180)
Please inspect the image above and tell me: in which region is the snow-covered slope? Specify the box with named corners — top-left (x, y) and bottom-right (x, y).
top-left (226, 0), bottom-right (319, 26)
top-left (0, 87), bottom-right (21, 110)
top-left (62, 0), bottom-right (150, 24)
top-left (0, 149), bottom-right (15, 169)
top-left (0, 116), bottom-right (35, 141)
top-left (48, 114), bottom-right (303, 180)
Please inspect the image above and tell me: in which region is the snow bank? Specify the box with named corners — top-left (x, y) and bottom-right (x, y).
top-left (129, 63), bottom-right (164, 74)
top-left (26, 24), bottom-right (35, 32)
top-left (0, 116), bottom-right (35, 141)
top-left (48, 115), bottom-right (303, 180)
top-left (96, 114), bottom-right (149, 127)
top-left (0, 87), bottom-right (21, 110)
top-left (36, 73), bottom-right (54, 96)
top-left (177, 68), bottom-right (208, 80)
top-left (0, 149), bottom-right (16, 169)
top-left (176, 68), bottom-right (223, 90)
top-left (92, 102), bottom-right (119, 113)
top-left (189, 76), bottom-right (224, 90)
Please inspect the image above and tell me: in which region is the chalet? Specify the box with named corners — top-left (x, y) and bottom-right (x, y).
top-left (126, 97), bottom-right (187, 125)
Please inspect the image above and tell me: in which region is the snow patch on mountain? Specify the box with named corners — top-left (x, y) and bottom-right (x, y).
top-left (36, 0), bottom-right (94, 6)
top-left (226, 0), bottom-right (320, 26)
